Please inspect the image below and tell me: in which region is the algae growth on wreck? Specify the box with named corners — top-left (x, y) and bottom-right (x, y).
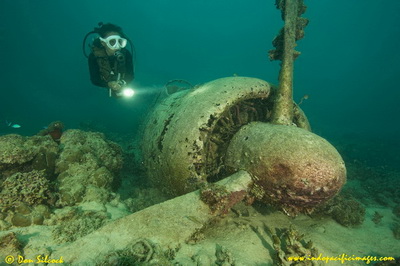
top-left (1, 0), bottom-right (400, 265)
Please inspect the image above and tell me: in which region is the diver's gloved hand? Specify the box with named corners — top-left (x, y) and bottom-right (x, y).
top-left (108, 81), bottom-right (123, 91)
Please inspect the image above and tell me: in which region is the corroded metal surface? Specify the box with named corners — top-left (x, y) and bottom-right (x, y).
top-left (269, 0), bottom-right (309, 125)
top-left (225, 122), bottom-right (346, 214)
top-left (142, 77), bottom-right (271, 196)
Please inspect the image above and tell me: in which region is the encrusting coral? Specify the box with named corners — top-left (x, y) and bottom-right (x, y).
top-left (0, 170), bottom-right (55, 212)
top-left (272, 226), bottom-right (319, 266)
top-left (52, 209), bottom-right (109, 243)
top-left (0, 135), bottom-right (35, 167)
top-left (0, 134), bottom-right (59, 177)
top-left (0, 170), bottom-right (56, 227)
top-left (0, 129), bottom-right (124, 228)
top-left (55, 129), bottom-right (123, 206)
top-left (312, 193), bottom-right (366, 227)
top-left (0, 232), bottom-right (22, 259)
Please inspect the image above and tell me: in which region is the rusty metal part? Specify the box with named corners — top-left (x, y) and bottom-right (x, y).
top-left (142, 77), bottom-right (271, 196)
top-left (225, 122), bottom-right (346, 215)
top-left (269, 0), bottom-right (309, 125)
top-left (142, 77), bottom-right (311, 197)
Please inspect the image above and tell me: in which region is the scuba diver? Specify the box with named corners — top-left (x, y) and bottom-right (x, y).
top-left (83, 22), bottom-right (135, 97)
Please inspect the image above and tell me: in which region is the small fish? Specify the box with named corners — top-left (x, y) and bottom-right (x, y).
top-left (5, 120), bottom-right (21, 128)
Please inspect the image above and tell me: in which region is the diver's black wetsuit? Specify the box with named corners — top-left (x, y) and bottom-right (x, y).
top-left (88, 44), bottom-right (134, 88)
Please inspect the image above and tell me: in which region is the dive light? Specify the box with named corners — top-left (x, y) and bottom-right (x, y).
top-left (121, 87), bottom-right (135, 97)
top-left (115, 87), bottom-right (135, 98)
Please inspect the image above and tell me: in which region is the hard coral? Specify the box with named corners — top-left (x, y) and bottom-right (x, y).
top-left (0, 134), bottom-right (36, 167)
top-left (313, 194), bottom-right (366, 227)
top-left (0, 170), bottom-right (54, 212)
top-left (0, 134), bottom-right (59, 179)
top-left (57, 130), bottom-right (123, 172)
top-left (0, 232), bottom-right (22, 258)
top-left (273, 226), bottom-right (319, 265)
top-left (55, 129), bottom-right (123, 206)
top-left (52, 210), bottom-right (108, 243)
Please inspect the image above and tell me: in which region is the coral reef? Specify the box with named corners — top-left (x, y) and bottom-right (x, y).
top-left (346, 161), bottom-right (400, 207)
top-left (56, 130), bottom-right (122, 173)
top-left (272, 226), bottom-right (318, 265)
top-left (55, 129), bottom-right (123, 206)
top-left (0, 170), bottom-right (55, 228)
top-left (0, 134), bottom-right (59, 178)
top-left (0, 232), bottom-right (22, 259)
top-left (0, 129), bottom-right (123, 228)
top-left (312, 193), bottom-right (365, 227)
top-left (0, 134), bottom-right (35, 168)
top-left (0, 170), bottom-right (54, 211)
top-left (272, 225), bottom-right (319, 266)
top-left (8, 204), bottom-right (51, 228)
top-left (51, 209), bottom-right (109, 243)
top-left (0, 134), bottom-right (59, 228)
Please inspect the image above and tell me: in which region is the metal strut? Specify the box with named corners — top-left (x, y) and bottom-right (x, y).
top-left (269, 0), bottom-right (309, 125)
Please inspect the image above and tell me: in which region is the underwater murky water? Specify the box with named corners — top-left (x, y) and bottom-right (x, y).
top-left (1, 0), bottom-right (399, 264)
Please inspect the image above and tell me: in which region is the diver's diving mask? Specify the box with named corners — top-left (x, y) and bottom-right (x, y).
top-left (99, 35), bottom-right (127, 50)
